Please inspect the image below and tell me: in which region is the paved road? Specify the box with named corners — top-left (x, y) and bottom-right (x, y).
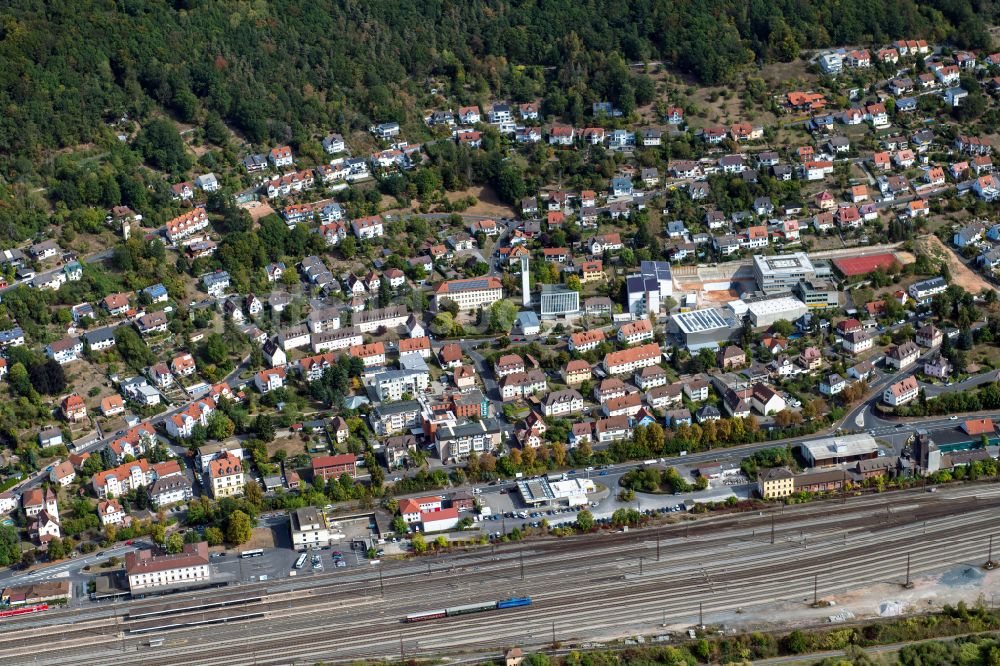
top-left (922, 367), bottom-right (999, 398)
top-left (0, 542), bottom-right (143, 588)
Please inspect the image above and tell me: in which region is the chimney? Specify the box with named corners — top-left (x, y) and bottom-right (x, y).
top-left (520, 255), bottom-right (531, 307)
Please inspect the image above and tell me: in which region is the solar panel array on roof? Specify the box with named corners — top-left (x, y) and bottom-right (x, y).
top-left (640, 260), bottom-right (672, 280)
top-left (445, 278), bottom-right (492, 291)
top-left (674, 308), bottom-right (730, 334)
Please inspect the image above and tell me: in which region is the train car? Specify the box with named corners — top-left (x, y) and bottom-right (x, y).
top-left (445, 601), bottom-right (497, 617)
top-left (0, 603), bottom-right (49, 619)
top-left (405, 609), bottom-right (448, 623)
top-left (496, 597), bottom-right (532, 609)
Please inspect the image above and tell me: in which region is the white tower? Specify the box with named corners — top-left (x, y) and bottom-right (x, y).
top-left (520, 255), bottom-right (531, 307)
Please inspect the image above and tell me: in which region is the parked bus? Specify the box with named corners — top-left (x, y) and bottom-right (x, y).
top-left (294, 553), bottom-right (307, 569)
top-left (240, 549), bottom-right (264, 559)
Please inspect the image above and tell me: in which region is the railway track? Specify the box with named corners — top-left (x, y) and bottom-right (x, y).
top-left (3, 488), bottom-right (998, 665)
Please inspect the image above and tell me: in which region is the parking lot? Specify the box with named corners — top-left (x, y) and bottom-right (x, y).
top-left (324, 514), bottom-right (375, 545)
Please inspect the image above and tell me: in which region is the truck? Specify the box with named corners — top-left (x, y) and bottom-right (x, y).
top-left (546, 472), bottom-right (567, 482)
top-left (642, 459), bottom-right (658, 466)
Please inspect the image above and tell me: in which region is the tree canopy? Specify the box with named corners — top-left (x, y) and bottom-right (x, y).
top-left (0, 0), bottom-right (992, 178)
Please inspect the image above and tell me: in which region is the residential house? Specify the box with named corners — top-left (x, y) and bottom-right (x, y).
top-left (885, 341), bottom-right (920, 370)
top-left (884, 376), bottom-right (919, 406)
top-left (209, 452), bottom-right (245, 498)
top-left (255, 367), bottom-right (287, 393)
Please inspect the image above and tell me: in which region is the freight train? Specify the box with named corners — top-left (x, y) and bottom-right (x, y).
top-left (404, 597), bottom-right (531, 622)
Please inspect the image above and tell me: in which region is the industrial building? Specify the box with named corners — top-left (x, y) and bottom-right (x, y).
top-left (733, 295), bottom-right (810, 327)
top-left (539, 284), bottom-right (580, 317)
top-left (669, 308), bottom-right (739, 350)
top-left (752, 253), bottom-right (816, 293)
top-left (799, 433), bottom-right (879, 467)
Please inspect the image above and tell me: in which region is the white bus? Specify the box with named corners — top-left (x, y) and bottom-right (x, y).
top-left (240, 549), bottom-right (264, 559)
top-left (294, 553), bottom-right (308, 569)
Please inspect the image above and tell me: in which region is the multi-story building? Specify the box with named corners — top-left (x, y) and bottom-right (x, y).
top-left (310, 327), bottom-right (364, 353)
top-left (758, 467), bottom-right (795, 499)
top-left (46, 337), bottom-right (83, 364)
top-left (92, 459), bottom-right (153, 498)
top-left (208, 452), bottom-right (244, 498)
top-left (351, 215), bottom-right (384, 240)
top-left (306, 307), bottom-right (341, 334)
top-left (563, 359), bottom-right (592, 385)
top-left (569, 329), bottom-right (605, 353)
top-left (291, 507), bottom-right (330, 550)
top-left (884, 376), bottom-right (919, 406)
top-left (22, 487), bottom-right (58, 519)
top-left (635, 365), bottom-right (668, 390)
top-left (371, 368), bottom-right (429, 402)
top-left (603, 343), bottom-right (661, 376)
top-left (499, 369), bottom-right (547, 401)
top-left (841, 330), bottom-right (873, 355)
top-left (149, 475), bottom-right (194, 508)
top-left (369, 400), bottom-right (422, 436)
top-left (165, 209), bottom-right (210, 244)
top-left (916, 324), bottom-right (943, 348)
top-left (541, 389), bottom-right (584, 417)
top-left (752, 254), bottom-right (817, 294)
top-left (794, 279), bottom-right (839, 309)
top-left (125, 542), bottom-right (211, 593)
top-left (494, 354), bottom-right (526, 378)
top-left (254, 367), bottom-right (286, 393)
top-left (97, 499), bottom-right (127, 527)
top-left (594, 416), bottom-right (632, 443)
top-left (166, 398), bottom-right (216, 439)
top-left (201, 271), bottom-right (230, 298)
top-left (353, 305), bottom-right (409, 333)
top-left (617, 319), bottom-right (654, 345)
top-left (349, 342), bottom-right (386, 367)
top-left (885, 341), bottom-right (920, 370)
top-left (433, 277), bottom-right (503, 312)
top-left (436, 419), bottom-right (504, 463)
top-left (908, 277), bottom-right (947, 303)
top-left (312, 454), bottom-right (357, 481)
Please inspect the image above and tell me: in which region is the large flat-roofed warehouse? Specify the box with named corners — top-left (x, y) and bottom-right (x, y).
top-left (799, 433), bottom-right (879, 467)
top-left (753, 253), bottom-right (816, 293)
top-left (669, 308), bottom-right (739, 350)
top-left (742, 295), bottom-right (810, 327)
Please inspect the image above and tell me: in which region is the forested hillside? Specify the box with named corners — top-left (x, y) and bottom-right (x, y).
top-left (0, 0), bottom-right (995, 175)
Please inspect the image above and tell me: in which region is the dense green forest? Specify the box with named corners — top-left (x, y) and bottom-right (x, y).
top-left (0, 0), bottom-right (996, 178)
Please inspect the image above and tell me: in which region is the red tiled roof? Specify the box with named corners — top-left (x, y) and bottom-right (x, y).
top-left (963, 418), bottom-right (995, 436)
top-left (312, 454), bottom-right (355, 469)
